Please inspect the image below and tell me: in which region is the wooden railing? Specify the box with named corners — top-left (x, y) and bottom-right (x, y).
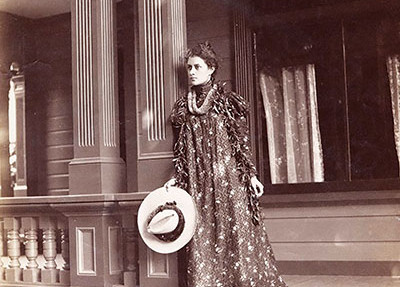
top-left (0, 193), bottom-right (147, 287)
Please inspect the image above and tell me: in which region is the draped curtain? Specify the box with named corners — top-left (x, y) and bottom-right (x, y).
top-left (259, 64), bottom-right (324, 184)
top-left (386, 55), bottom-right (400, 173)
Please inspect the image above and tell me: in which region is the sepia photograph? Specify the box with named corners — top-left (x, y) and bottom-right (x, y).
top-left (0, 0), bottom-right (399, 286)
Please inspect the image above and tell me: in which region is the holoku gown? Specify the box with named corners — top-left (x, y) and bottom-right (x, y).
top-left (171, 81), bottom-right (288, 287)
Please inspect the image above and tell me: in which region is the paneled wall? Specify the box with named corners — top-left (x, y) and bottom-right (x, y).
top-left (186, 0), bottom-right (234, 88)
top-left (24, 13), bottom-right (73, 196)
top-left (261, 192), bottom-right (400, 276)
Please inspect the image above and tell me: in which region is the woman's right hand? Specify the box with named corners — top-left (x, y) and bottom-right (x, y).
top-left (164, 178), bottom-right (177, 191)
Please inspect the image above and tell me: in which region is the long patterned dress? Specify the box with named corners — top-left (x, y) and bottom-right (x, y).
top-left (171, 81), bottom-right (288, 287)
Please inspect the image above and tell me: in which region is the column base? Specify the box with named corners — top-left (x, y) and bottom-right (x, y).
top-left (69, 157), bottom-right (126, 194)
top-left (41, 268), bottom-right (58, 283)
top-left (59, 269), bottom-right (70, 284)
top-left (23, 268), bottom-right (40, 282)
top-left (6, 267), bottom-right (22, 282)
top-left (13, 184), bottom-right (27, 197)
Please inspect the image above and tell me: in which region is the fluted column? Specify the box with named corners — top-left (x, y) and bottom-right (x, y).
top-left (70, 0), bottom-right (125, 195)
top-left (136, 0), bottom-right (187, 190)
top-left (233, 0), bottom-right (258, 168)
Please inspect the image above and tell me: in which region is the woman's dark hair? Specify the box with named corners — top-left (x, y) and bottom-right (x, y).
top-left (185, 41), bottom-right (219, 74)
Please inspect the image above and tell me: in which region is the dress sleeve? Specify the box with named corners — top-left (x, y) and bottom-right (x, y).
top-left (170, 96), bottom-right (188, 128)
top-left (170, 96), bottom-right (189, 189)
top-left (224, 92), bottom-right (258, 182)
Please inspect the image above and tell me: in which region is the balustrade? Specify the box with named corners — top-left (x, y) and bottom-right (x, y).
top-left (0, 193), bottom-right (144, 287)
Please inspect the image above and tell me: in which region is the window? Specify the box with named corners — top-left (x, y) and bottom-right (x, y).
top-left (253, 0), bottom-right (400, 190)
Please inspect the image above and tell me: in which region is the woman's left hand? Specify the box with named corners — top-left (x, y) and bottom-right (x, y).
top-left (250, 176), bottom-right (264, 198)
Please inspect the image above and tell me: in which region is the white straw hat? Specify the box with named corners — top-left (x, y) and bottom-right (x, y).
top-left (137, 186), bottom-right (197, 254)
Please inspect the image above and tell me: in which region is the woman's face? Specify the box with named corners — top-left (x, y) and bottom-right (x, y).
top-left (187, 56), bottom-right (215, 86)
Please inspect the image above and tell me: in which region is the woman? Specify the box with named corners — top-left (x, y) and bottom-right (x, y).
top-left (165, 42), bottom-right (288, 287)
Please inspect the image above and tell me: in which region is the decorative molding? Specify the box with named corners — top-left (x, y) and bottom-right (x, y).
top-left (147, 249), bottom-right (169, 278)
top-left (233, 6), bottom-right (254, 103)
top-left (170, 0), bottom-right (187, 103)
top-left (143, 0), bottom-right (166, 141)
top-left (100, 0), bottom-right (117, 147)
top-left (138, 151), bottom-right (174, 160)
top-left (233, 2), bottom-right (259, 173)
top-left (76, 0), bottom-right (95, 147)
top-left (76, 227), bottom-right (96, 276)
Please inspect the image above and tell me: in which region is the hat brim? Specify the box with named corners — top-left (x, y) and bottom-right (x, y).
top-left (137, 186), bottom-right (197, 254)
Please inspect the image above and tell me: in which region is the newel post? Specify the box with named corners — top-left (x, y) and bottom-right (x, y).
top-left (53, 201), bottom-right (123, 287)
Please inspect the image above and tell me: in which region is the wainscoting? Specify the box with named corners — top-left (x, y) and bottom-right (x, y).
top-left (261, 190), bottom-right (400, 276)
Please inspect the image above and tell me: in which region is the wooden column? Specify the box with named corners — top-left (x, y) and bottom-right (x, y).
top-left (233, 0), bottom-right (259, 174)
top-left (136, 0), bottom-right (186, 286)
top-left (70, 0), bottom-right (125, 195)
top-left (8, 75), bottom-right (28, 196)
top-left (0, 75), bottom-right (11, 197)
top-left (136, 0), bottom-right (187, 191)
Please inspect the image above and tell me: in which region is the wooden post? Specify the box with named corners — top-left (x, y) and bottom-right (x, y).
top-left (69, 0), bottom-right (125, 195)
top-left (8, 75), bottom-right (28, 196)
top-left (54, 202), bottom-right (123, 287)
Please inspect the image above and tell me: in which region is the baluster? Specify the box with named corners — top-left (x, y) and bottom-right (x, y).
top-left (0, 221), bottom-right (4, 280)
top-left (122, 214), bottom-right (138, 287)
top-left (39, 217), bottom-right (58, 283)
top-left (58, 219), bottom-right (70, 284)
top-left (4, 217), bottom-right (22, 282)
top-left (21, 217), bottom-right (39, 282)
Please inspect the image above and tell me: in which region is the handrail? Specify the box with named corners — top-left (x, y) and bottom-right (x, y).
top-left (0, 192), bottom-right (148, 287)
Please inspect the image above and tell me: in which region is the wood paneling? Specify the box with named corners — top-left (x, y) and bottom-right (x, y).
top-left (262, 203), bottom-right (400, 267)
top-left (22, 13), bottom-right (73, 196)
top-left (76, 227), bottom-right (96, 275)
top-left (186, 3), bottom-right (233, 84)
top-left (266, 216), bottom-right (400, 242)
top-left (273, 242), bottom-right (400, 261)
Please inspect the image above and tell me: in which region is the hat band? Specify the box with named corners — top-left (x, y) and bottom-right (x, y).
top-left (146, 201), bottom-right (185, 242)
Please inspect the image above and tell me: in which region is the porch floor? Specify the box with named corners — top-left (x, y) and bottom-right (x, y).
top-left (282, 275), bottom-right (400, 287)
